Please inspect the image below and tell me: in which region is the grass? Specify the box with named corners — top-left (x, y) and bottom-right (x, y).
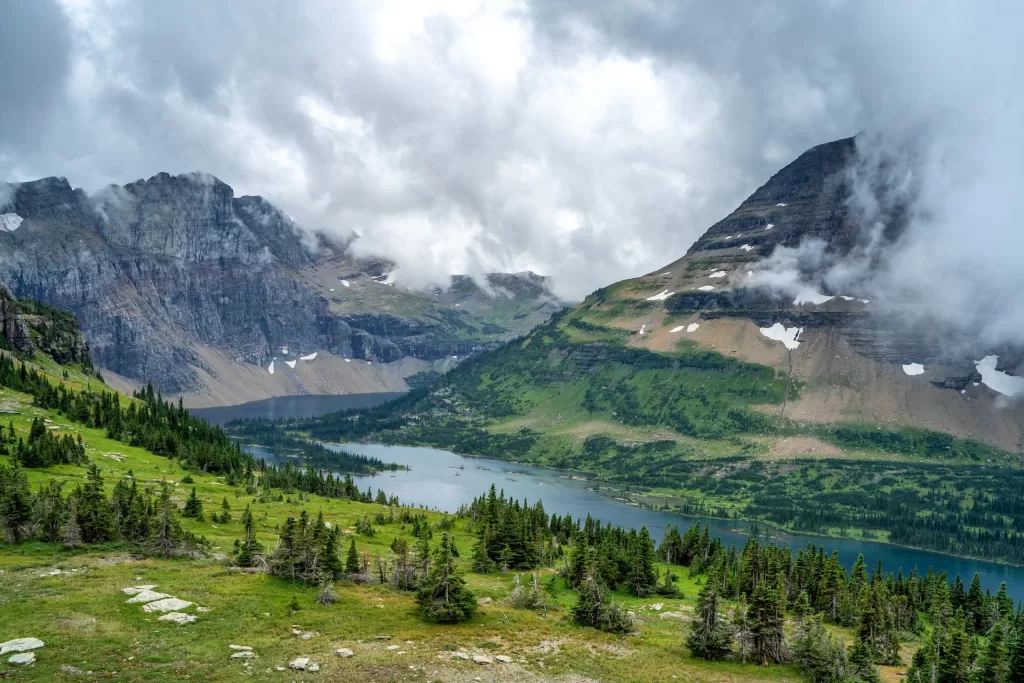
top-left (0, 383), bottom-right (817, 683)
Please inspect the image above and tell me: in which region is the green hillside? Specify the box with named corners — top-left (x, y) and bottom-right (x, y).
top-left (289, 311), bottom-right (1024, 565)
top-left (4, 297), bottom-right (1024, 682)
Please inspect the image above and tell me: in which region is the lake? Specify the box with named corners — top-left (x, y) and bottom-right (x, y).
top-left (191, 392), bottom-right (406, 425)
top-left (299, 443), bottom-right (1024, 599)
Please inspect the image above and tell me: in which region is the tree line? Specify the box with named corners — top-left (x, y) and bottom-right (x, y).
top-left (0, 459), bottom-right (202, 556)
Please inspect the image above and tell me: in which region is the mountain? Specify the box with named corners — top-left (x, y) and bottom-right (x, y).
top-left (0, 173), bottom-right (564, 406)
top-left (289, 136), bottom-right (1024, 563)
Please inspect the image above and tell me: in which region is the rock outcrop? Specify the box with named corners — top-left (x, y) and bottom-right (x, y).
top-left (0, 173), bottom-right (563, 402)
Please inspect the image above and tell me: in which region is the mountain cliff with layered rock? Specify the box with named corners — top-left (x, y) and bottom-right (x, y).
top-left (0, 173), bottom-right (564, 406)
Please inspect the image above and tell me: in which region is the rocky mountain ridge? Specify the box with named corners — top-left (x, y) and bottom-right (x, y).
top-left (573, 136), bottom-right (1024, 449)
top-left (0, 173), bottom-right (564, 405)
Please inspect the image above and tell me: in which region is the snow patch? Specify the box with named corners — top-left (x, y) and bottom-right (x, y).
top-left (974, 355), bottom-right (1024, 397)
top-left (724, 235), bottom-right (733, 240)
top-left (267, 361), bottom-right (275, 374)
top-left (776, 202), bottom-right (787, 206)
top-left (740, 244), bottom-right (753, 251)
top-left (759, 323), bottom-right (802, 350)
top-left (698, 285), bottom-right (715, 291)
top-left (793, 290), bottom-right (834, 306)
top-left (340, 279), bottom-right (350, 287)
top-left (299, 352), bottom-right (317, 361)
top-left (285, 360), bottom-right (297, 369)
top-left (645, 289), bottom-right (675, 301)
top-left (902, 363), bottom-right (925, 376)
top-left (344, 358), bottom-right (351, 363)
top-left (0, 213), bottom-right (23, 232)
top-left (638, 324), bottom-right (645, 335)
top-left (329, 288), bottom-right (335, 292)
top-left (839, 296), bottom-right (854, 301)
top-left (670, 326), bottom-right (685, 333)
top-left (687, 323), bottom-right (700, 333)
top-left (765, 223), bottom-right (774, 230)
top-left (709, 270), bottom-right (727, 278)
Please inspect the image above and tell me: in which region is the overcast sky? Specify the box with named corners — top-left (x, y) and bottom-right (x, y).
top-left (1, 1), bottom-right (1021, 304)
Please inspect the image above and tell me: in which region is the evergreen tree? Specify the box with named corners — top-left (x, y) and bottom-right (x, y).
top-left (1008, 616), bottom-right (1024, 683)
top-left (182, 487), bottom-right (204, 520)
top-left (417, 533), bottom-right (476, 623)
top-left (0, 462), bottom-right (34, 543)
top-left (470, 535), bottom-right (495, 573)
top-left (686, 577), bottom-right (733, 660)
top-left (793, 614), bottom-right (851, 683)
top-left (995, 583), bottom-right (1014, 622)
top-left (345, 537), bottom-right (360, 574)
top-left (939, 613), bottom-right (974, 683)
top-left (235, 504), bottom-right (263, 567)
top-left (749, 581), bottom-right (787, 664)
top-left (847, 639), bottom-right (882, 683)
top-left (150, 483), bottom-right (180, 558)
top-left (965, 573), bottom-right (985, 633)
top-left (974, 621), bottom-right (1009, 683)
top-left (625, 526), bottom-right (658, 598)
top-left (571, 568), bottom-right (632, 634)
top-left (76, 463), bottom-right (113, 543)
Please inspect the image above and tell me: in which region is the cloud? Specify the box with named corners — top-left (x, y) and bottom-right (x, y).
top-left (0, 0), bottom-right (1021, 312)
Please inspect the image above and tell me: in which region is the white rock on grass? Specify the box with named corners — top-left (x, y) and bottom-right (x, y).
top-left (126, 590), bottom-right (171, 604)
top-left (8, 652), bottom-right (35, 665)
top-left (289, 657), bottom-right (311, 670)
top-left (157, 612), bottom-right (196, 625)
top-left (309, 662), bottom-right (320, 672)
top-left (143, 598), bottom-right (193, 613)
top-left (495, 655), bottom-right (513, 663)
top-left (386, 645), bottom-right (400, 651)
top-left (0, 638), bottom-right (44, 655)
top-left (229, 645), bottom-right (252, 651)
top-left (473, 655), bottom-right (494, 665)
top-left (451, 652), bottom-right (470, 660)
top-left (230, 651), bottom-right (256, 659)
top-left (335, 648), bottom-right (353, 658)
top-left (121, 585), bottom-right (158, 595)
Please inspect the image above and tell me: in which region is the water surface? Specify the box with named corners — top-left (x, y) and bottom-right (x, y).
top-left (310, 442), bottom-right (1024, 598)
top-left (192, 392), bottom-right (405, 425)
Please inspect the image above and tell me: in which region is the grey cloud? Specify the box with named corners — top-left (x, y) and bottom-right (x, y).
top-left (0, 0), bottom-right (1021, 323)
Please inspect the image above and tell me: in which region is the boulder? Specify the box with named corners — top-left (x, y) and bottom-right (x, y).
top-left (59, 664), bottom-right (84, 675)
top-left (0, 638), bottom-right (44, 655)
top-left (451, 652), bottom-right (469, 660)
top-left (335, 648), bottom-right (353, 658)
top-left (495, 655), bottom-right (513, 663)
top-left (472, 655), bottom-right (494, 665)
top-left (229, 645), bottom-right (252, 651)
top-left (477, 597), bottom-right (493, 605)
top-left (309, 662), bottom-right (320, 672)
top-left (289, 657), bottom-right (310, 670)
top-left (230, 652), bottom-right (256, 659)
top-left (157, 612), bottom-right (196, 625)
top-left (121, 585), bottom-right (158, 595)
top-left (126, 590), bottom-right (171, 604)
top-left (143, 598), bottom-right (194, 613)
top-left (8, 652), bottom-right (36, 665)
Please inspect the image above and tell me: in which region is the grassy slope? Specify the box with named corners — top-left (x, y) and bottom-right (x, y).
top-left (0, 372), bottom-right (822, 683)
top-left (294, 309), bottom-right (1024, 564)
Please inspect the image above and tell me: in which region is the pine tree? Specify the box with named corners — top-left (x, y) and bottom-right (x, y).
top-left (939, 613), bottom-right (974, 683)
top-left (686, 578), bottom-right (733, 660)
top-left (975, 621), bottom-right (1009, 683)
top-left (77, 463), bottom-right (113, 543)
top-left (625, 526), bottom-right (658, 598)
top-left (1008, 617), bottom-right (1024, 683)
top-left (571, 568), bottom-right (632, 634)
top-left (417, 533), bottom-right (476, 623)
top-left (182, 487), bottom-right (204, 520)
top-left (63, 496), bottom-right (82, 548)
top-left (793, 614), bottom-right (851, 683)
top-left (150, 483), bottom-right (179, 558)
top-left (965, 573), bottom-right (985, 633)
top-left (847, 639), bottom-right (881, 683)
top-left (235, 504), bottom-right (263, 567)
top-left (470, 535), bottom-right (495, 573)
top-left (345, 537), bottom-right (360, 574)
top-left (995, 583), bottom-right (1014, 621)
top-left (750, 581), bottom-right (787, 664)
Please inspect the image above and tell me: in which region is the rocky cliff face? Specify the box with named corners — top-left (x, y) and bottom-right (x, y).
top-left (0, 288), bottom-right (91, 366)
top-left (0, 173), bottom-right (562, 401)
